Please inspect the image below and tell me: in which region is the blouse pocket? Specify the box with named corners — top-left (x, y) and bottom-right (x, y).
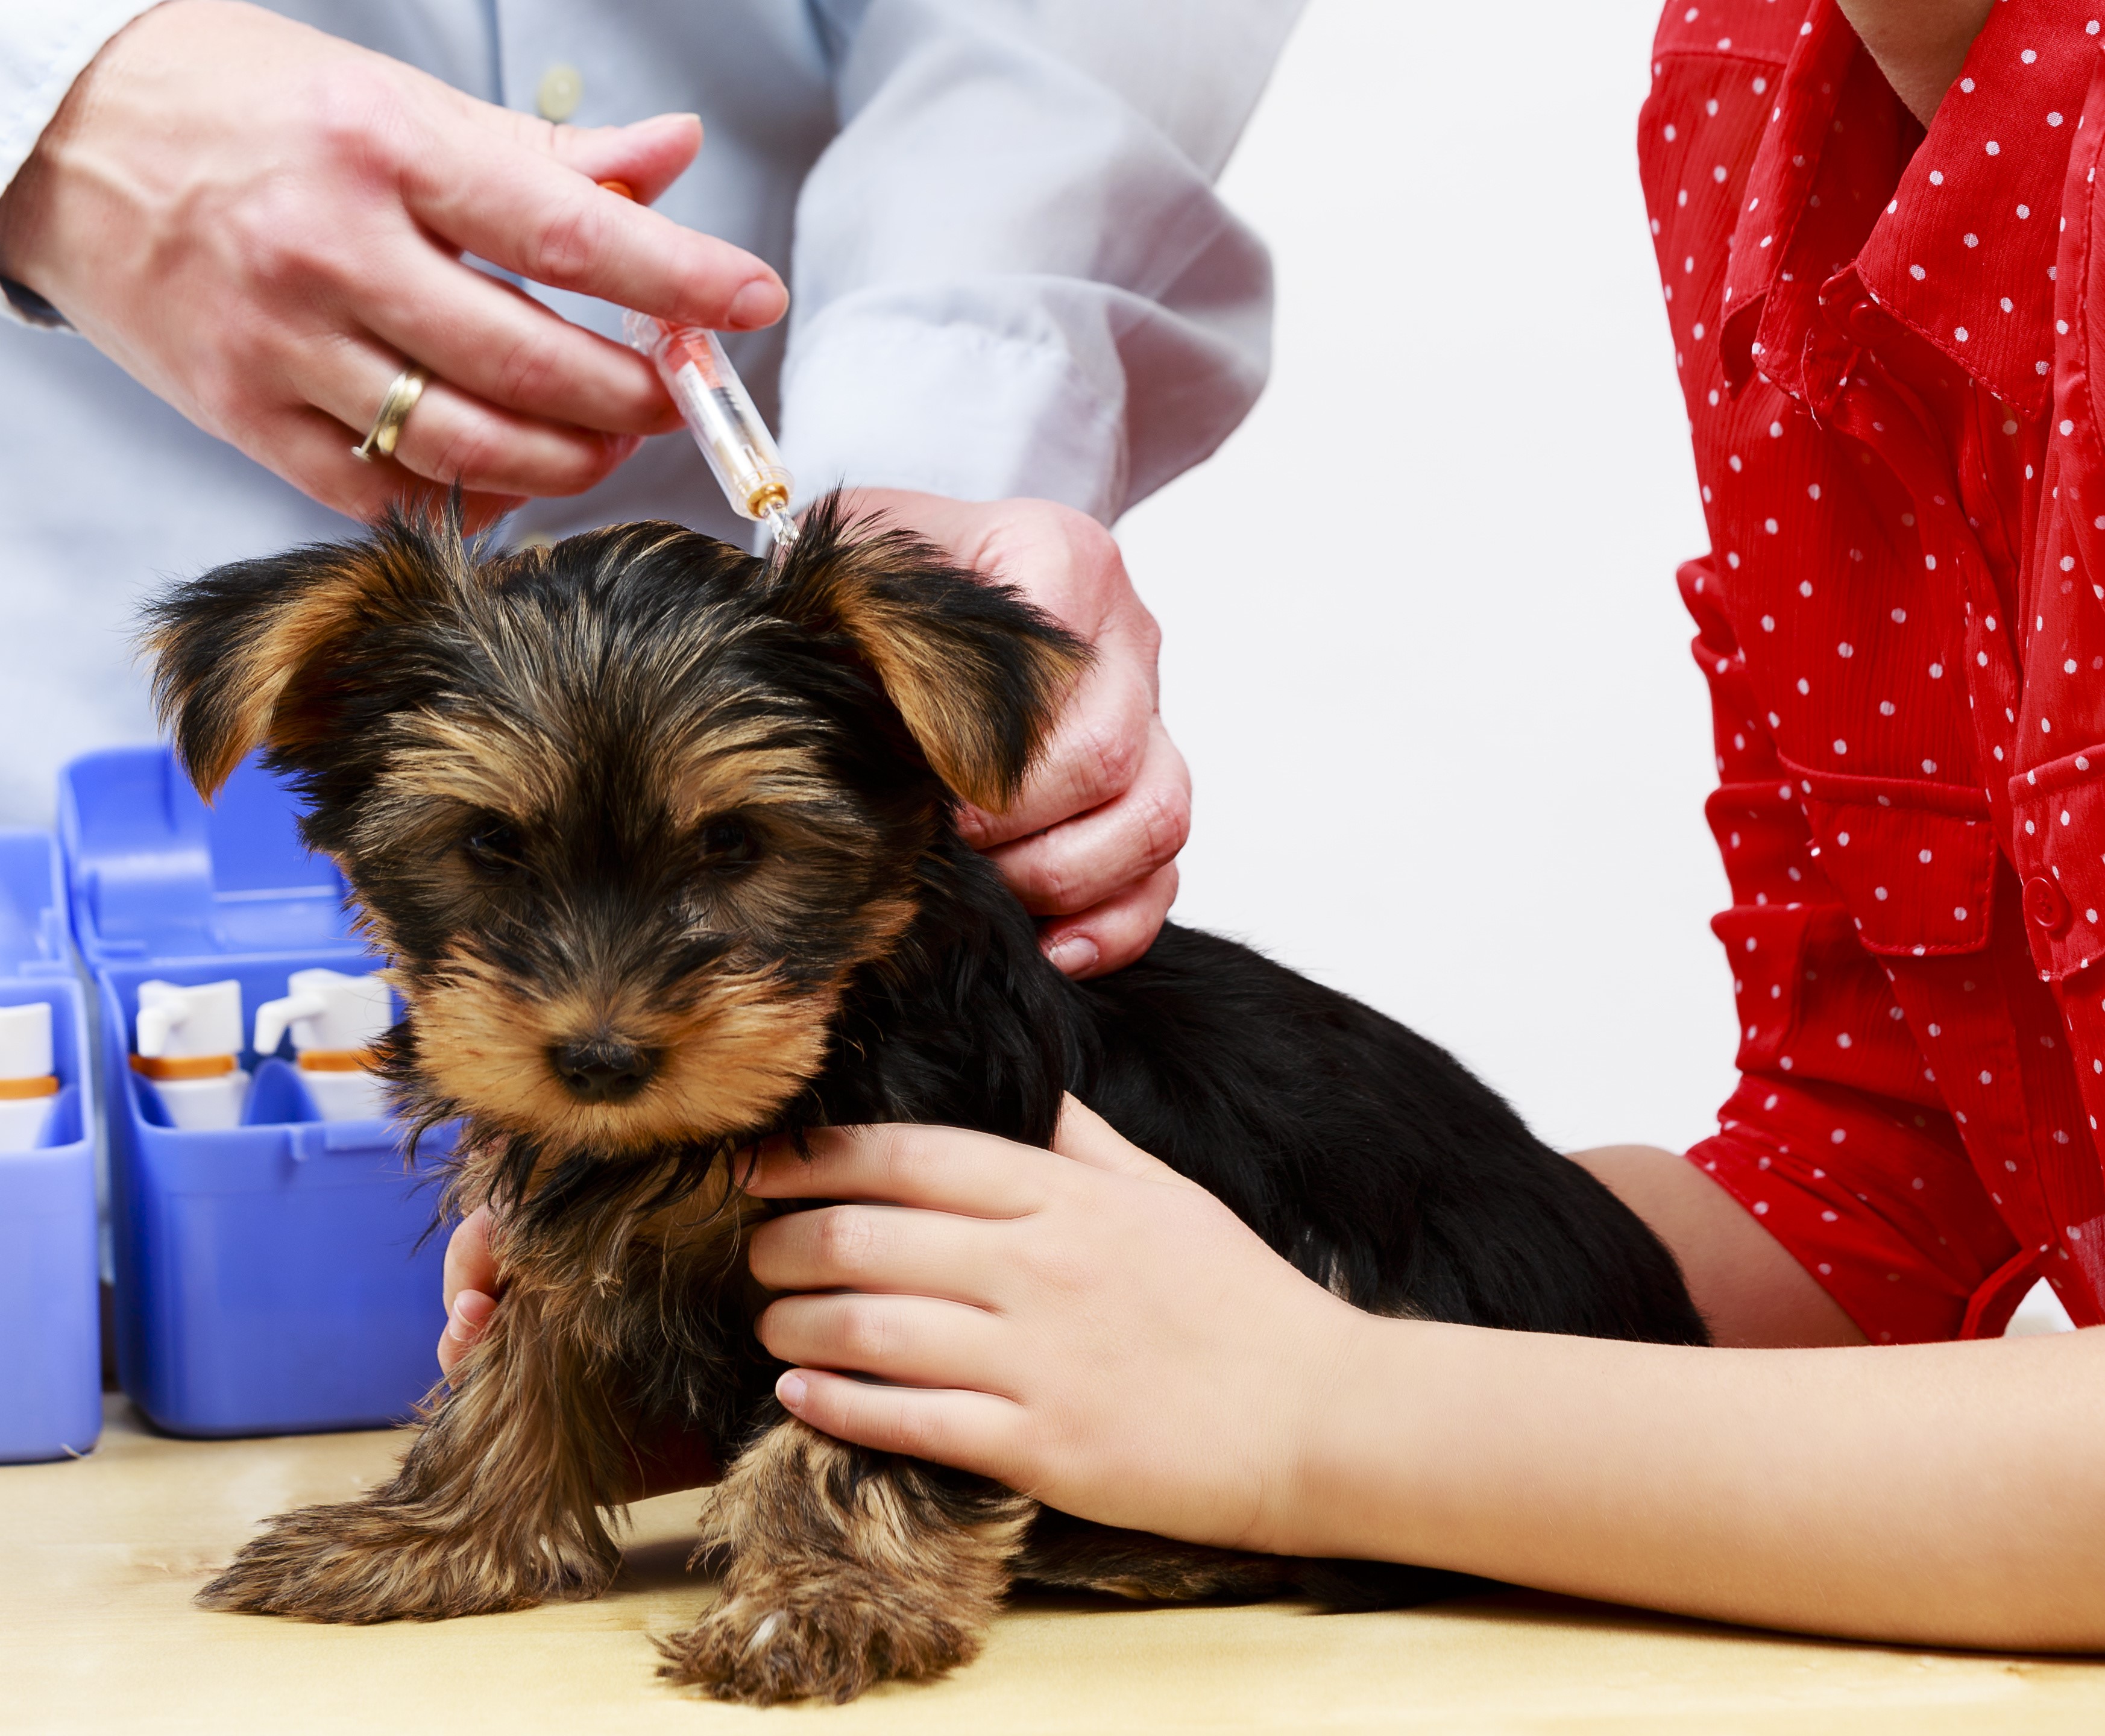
top-left (1784, 761), bottom-right (1996, 958)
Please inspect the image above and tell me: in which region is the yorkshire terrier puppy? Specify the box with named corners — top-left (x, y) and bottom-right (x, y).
top-left (150, 500), bottom-right (1705, 1705)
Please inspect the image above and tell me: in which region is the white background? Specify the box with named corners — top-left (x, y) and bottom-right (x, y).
top-left (1118, 0), bottom-right (1733, 1159)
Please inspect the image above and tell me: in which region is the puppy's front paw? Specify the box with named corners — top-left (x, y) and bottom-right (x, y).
top-left (658, 1574), bottom-right (981, 1705)
top-left (198, 1499), bottom-right (615, 1623)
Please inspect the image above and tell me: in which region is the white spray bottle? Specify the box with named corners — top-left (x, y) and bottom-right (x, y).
top-left (253, 969), bottom-right (393, 1122)
top-left (133, 979), bottom-right (248, 1131)
top-left (0, 1001), bottom-right (57, 1154)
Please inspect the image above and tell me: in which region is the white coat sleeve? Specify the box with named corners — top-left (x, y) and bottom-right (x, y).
top-left (782, 0), bottom-right (1305, 523)
top-left (0, 2), bottom-right (161, 327)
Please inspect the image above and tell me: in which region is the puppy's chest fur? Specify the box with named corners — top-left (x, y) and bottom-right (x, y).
top-left (151, 503), bottom-right (1705, 1705)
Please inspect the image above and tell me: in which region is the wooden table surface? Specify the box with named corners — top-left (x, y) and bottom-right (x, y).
top-left (7, 1397), bottom-right (2103, 1735)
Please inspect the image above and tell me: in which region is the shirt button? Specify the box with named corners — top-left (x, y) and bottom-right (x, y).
top-left (536, 63), bottom-right (584, 121)
top-left (2024, 875), bottom-right (2072, 935)
top-left (1847, 299), bottom-right (1882, 345)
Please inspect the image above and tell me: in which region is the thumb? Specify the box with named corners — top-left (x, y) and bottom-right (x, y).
top-left (1051, 1094), bottom-right (1189, 1184)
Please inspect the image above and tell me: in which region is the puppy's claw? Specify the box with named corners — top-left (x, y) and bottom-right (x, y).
top-left (198, 1500), bottom-right (615, 1623)
top-left (657, 1580), bottom-right (980, 1705)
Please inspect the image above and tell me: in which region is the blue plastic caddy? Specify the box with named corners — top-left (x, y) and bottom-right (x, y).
top-left (59, 746), bottom-right (452, 1438)
top-left (0, 831), bottom-right (101, 1462)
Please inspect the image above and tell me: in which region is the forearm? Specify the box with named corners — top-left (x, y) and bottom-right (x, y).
top-left (1294, 1318), bottom-right (2105, 1650)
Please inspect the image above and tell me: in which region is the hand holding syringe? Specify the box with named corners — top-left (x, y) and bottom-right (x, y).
top-left (600, 181), bottom-right (798, 552)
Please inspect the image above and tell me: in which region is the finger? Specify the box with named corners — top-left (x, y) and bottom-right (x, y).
top-left (436, 1289), bottom-right (495, 1379)
top-left (773, 1368), bottom-right (1025, 1481)
top-left (1051, 1095), bottom-right (1191, 1184)
top-left (405, 128), bottom-right (785, 331)
top-left (989, 718), bottom-right (1190, 917)
top-left (362, 259), bottom-right (679, 437)
top-left (957, 663), bottom-right (1153, 850)
top-left (289, 332), bottom-right (641, 498)
top-left (1042, 861), bottom-right (1180, 980)
top-left (740, 1122), bottom-right (1051, 1216)
top-left (757, 1294), bottom-right (1011, 1389)
top-left (749, 1202), bottom-right (1008, 1300)
top-left (441, 1206), bottom-right (497, 1312)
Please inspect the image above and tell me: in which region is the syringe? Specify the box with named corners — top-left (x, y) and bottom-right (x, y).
top-left (623, 313), bottom-right (799, 552)
top-left (599, 181), bottom-right (798, 553)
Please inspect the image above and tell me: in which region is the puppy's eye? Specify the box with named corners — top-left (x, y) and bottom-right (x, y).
top-left (699, 815), bottom-right (760, 869)
top-left (460, 816), bottom-right (525, 878)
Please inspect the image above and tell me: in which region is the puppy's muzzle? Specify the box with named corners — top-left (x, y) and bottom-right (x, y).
top-left (549, 1039), bottom-right (659, 1105)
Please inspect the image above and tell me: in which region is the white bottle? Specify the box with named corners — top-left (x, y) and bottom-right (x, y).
top-left (133, 978), bottom-right (248, 1132)
top-left (0, 1001), bottom-right (58, 1154)
top-left (253, 969), bottom-right (393, 1122)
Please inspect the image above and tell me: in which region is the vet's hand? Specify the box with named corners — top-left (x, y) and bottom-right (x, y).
top-left (839, 491), bottom-right (1190, 979)
top-left (0, 1), bottom-right (785, 527)
top-left (746, 1098), bottom-right (1359, 1553)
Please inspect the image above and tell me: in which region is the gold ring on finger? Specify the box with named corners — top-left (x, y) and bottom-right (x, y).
top-left (353, 363), bottom-right (433, 461)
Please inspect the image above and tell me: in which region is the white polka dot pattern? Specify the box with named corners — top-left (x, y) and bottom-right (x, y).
top-left (1641, 0), bottom-right (2105, 1342)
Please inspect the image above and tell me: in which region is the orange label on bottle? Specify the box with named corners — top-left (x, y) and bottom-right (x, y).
top-left (130, 1054), bottom-right (236, 1081)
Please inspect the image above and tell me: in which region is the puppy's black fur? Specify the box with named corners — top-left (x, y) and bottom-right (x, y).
top-left (150, 500), bottom-right (1704, 1704)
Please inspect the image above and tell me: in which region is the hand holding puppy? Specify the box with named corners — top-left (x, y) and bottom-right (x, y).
top-left (747, 1098), bottom-right (1358, 1554)
top-left (837, 491), bottom-right (1191, 980)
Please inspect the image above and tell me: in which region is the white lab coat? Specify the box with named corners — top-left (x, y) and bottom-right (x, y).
top-left (0, 0), bottom-right (1299, 823)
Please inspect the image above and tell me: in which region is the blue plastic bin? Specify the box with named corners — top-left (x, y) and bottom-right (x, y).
top-left (58, 747), bottom-right (452, 1438)
top-left (0, 831), bottom-right (101, 1462)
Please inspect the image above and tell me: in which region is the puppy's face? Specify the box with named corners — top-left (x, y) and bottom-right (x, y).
top-left (146, 505), bottom-right (1084, 1164)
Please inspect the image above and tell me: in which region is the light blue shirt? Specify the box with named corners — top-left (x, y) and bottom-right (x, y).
top-left (0, 0), bottom-right (1298, 823)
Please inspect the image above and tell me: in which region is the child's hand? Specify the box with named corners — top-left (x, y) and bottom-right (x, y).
top-left (437, 1204), bottom-right (498, 1379)
top-left (744, 1097), bottom-right (1362, 1554)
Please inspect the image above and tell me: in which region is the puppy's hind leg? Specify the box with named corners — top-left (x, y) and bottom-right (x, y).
top-left (661, 1414), bottom-right (1032, 1705)
top-left (198, 1285), bottom-right (627, 1623)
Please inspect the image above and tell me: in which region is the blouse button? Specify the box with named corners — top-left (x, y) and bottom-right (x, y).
top-left (2025, 875), bottom-right (2072, 935)
top-left (536, 63), bottom-right (584, 122)
top-left (1847, 298), bottom-right (1882, 345)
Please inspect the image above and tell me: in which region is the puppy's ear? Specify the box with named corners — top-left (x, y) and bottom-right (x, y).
top-left (142, 512), bottom-right (464, 797)
top-left (768, 498), bottom-right (1092, 811)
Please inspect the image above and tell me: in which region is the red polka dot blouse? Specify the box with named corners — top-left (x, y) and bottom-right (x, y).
top-left (1643, 0), bottom-right (2105, 1341)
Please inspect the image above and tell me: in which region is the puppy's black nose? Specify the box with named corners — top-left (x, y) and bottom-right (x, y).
top-left (550, 1039), bottom-right (658, 1104)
